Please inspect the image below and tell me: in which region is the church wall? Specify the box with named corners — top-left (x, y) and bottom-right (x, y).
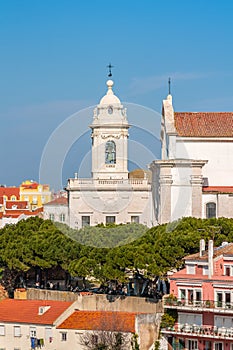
top-left (176, 139), bottom-right (233, 186)
top-left (68, 189), bottom-right (154, 229)
top-left (170, 166), bottom-right (192, 221)
top-left (202, 193), bottom-right (233, 219)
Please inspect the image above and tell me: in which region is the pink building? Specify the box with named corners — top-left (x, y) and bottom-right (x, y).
top-left (162, 240), bottom-right (233, 350)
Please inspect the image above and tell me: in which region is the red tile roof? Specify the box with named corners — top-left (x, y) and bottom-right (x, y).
top-left (21, 182), bottom-right (39, 189)
top-left (45, 197), bottom-right (68, 206)
top-left (174, 112), bottom-right (233, 137)
top-left (203, 186), bottom-right (233, 194)
top-left (57, 310), bottom-right (137, 332)
top-left (185, 242), bottom-right (233, 261)
top-left (4, 207), bottom-right (43, 217)
top-left (5, 201), bottom-right (28, 209)
top-left (0, 299), bottom-right (72, 325)
top-left (0, 187), bottom-right (20, 200)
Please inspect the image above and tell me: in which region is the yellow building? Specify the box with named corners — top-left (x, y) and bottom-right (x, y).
top-left (20, 180), bottom-right (51, 210)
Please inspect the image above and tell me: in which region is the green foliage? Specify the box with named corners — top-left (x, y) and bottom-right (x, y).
top-left (160, 312), bottom-right (176, 329)
top-left (55, 222), bottom-right (148, 248)
top-left (131, 333), bottom-right (140, 350)
top-left (1, 216), bottom-right (233, 292)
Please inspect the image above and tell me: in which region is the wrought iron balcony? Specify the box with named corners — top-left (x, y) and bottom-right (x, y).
top-left (164, 297), bottom-right (233, 313)
top-left (161, 324), bottom-right (233, 340)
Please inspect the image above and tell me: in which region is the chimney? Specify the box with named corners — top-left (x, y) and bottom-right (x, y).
top-left (208, 240), bottom-right (214, 278)
top-left (200, 239), bottom-right (205, 257)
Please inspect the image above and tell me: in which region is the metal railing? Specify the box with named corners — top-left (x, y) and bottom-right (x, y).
top-left (162, 324), bottom-right (233, 339)
top-left (164, 297), bottom-right (233, 311)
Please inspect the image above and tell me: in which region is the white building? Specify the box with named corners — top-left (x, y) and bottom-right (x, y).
top-left (150, 93), bottom-right (233, 224)
top-left (66, 80), bottom-right (155, 228)
top-left (63, 78), bottom-right (233, 227)
top-left (43, 197), bottom-right (69, 225)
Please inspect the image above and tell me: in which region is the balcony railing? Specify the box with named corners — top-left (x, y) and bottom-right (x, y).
top-left (164, 297), bottom-right (233, 312)
top-left (162, 324), bottom-right (233, 340)
top-left (67, 177), bottom-right (151, 190)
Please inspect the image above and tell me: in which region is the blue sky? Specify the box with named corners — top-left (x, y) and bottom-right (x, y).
top-left (1, 0), bottom-right (233, 189)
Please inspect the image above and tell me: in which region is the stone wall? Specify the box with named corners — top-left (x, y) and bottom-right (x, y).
top-left (23, 288), bottom-right (163, 313)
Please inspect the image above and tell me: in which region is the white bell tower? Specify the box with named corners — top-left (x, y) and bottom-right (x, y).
top-left (90, 80), bottom-right (130, 179)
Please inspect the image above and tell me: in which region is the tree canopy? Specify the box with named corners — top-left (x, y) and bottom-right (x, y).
top-left (0, 216), bottom-right (233, 292)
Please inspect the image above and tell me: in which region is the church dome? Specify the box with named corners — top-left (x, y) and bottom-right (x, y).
top-left (99, 80), bottom-right (121, 105)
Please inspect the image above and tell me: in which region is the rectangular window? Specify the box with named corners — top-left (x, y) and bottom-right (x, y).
top-left (204, 341), bottom-right (211, 350)
top-left (225, 266), bottom-right (231, 276)
top-left (188, 289), bottom-right (194, 303)
top-left (32, 196), bottom-right (37, 204)
top-left (226, 292), bottom-right (231, 307)
top-left (14, 326), bottom-right (21, 337)
top-left (180, 289), bottom-right (186, 300)
top-left (49, 214), bottom-right (55, 221)
top-left (82, 216), bottom-right (90, 227)
top-left (30, 326), bottom-right (36, 337)
top-left (106, 216), bottom-right (115, 224)
top-left (206, 202), bottom-right (216, 218)
top-left (188, 339), bottom-right (198, 350)
top-left (0, 325), bottom-right (5, 336)
top-left (61, 332), bottom-right (67, 341)
top-left (217, 293), bottom-right (223, 307)
top-left (196, 291), bottom-right (202, 302)
top-left (131, 216), bottom-right (139, 223)
top-left (59, 213), bottom-right (65, 222)
top-left (215, 343), bottom-right (223, 350)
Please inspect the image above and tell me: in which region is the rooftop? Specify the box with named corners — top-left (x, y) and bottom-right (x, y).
top-left (0, 299), bottom-right (72, 325)
top-left (44, 197), bottom-right (68, 206)
top-left (203, 186), bottom-right (233, 194)
top-left (174, 112), bottom-right (233, 137)
top-left (185, 242), bottom-right (233, 261)
top-left (0, 187), bottom-right (20, 199)
top-left (57, 310), bottom-right (137, 332)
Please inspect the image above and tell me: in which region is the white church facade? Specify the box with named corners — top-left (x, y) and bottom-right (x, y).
top-left (66, 80), bottom-right (154, 228)
top-left (150, 93), bottom-right (233, 224)
top-left (45, 79), bottom-right (233, 228)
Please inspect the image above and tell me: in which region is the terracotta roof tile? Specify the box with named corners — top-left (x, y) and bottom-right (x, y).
top-left (0, 299), bottom-right (72, 324)
top-left (185, 242), bottom-right (233, 261)
top-left (21, 183), bottom-right (38, 189)
top-left (57, 310), bottom-right (136, 332)
top-left (45, 197), bottom-right (68, 206)
top-left (5, 201), bottom-right (28, 209)
top-left (0, 187), bottom-right (20, 200)
top-left (174, 112), bottom-right (233, 137)
top-left (203, 186), bottom-right (233, 194)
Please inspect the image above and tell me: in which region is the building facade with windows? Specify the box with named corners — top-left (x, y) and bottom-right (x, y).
top-left (0, 185), bottom-right (44, 228)
top-left (20, 180), bottom-right (51, 210)
top-left (65, 80), bottom-right (233, 228)
top-left (66, 80), bottom-right (154, 228)
top-left (43, 197), bottom-right (68, 225)
top-left (150, 94), bottom-right (233, 224)
top-left (162, 240), bottom-right (233, 350)
top-left (0, 299), bottom-right (73, 350)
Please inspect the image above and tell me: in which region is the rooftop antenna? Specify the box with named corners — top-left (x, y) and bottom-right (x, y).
top-left (168, 77), bottom-right (171, 95)
top-left (107, 63), bottom-right (114, 77)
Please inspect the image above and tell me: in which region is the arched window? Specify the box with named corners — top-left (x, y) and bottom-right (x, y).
top-left (206, 202), bottom-right (216, 218)
top-left (105, 140), bottom-right (116, 164)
